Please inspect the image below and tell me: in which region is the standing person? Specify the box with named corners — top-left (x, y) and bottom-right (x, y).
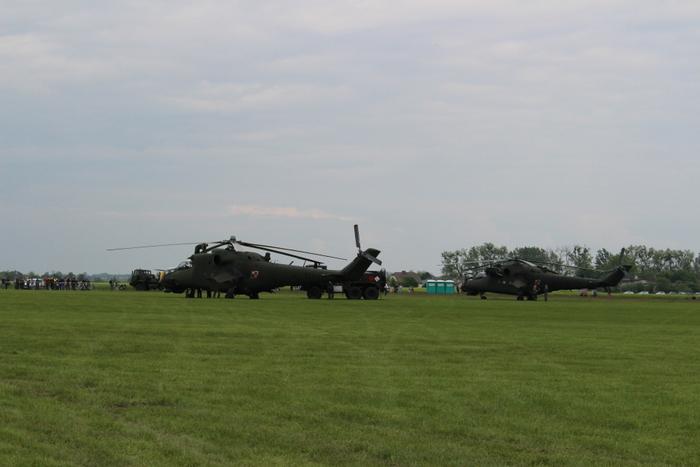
top-left (326, 281), bottom-right (335, 299)
top-left (543, 283), bottom-right (549, 302)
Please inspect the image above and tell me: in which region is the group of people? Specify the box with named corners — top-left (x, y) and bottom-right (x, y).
top-left (1, 277), bottom-right (92, 291)
top-left (185, 288), bottom-right (221, 298)
top-left (532, 280), bottom-right (549, 301)
top-left (108, 279), bottom-right (128, 291)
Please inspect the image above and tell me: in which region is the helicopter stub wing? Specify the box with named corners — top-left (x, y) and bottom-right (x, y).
top-left (212, 271), bottom-right (240, 284)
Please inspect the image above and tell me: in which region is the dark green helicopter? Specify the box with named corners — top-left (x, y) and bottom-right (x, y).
top-left (460, 249), bottom-right (631, 300)
top-left (109, 225), bottom-right (382, 300)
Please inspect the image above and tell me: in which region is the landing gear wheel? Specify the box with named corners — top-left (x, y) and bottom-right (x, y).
top-left (249, 292), bottom-right (260, 299)
top-left (363, 286), bottom-right (379, 300)
top-left (516, 295), bottom-right (524, 301)
top-left (225, 289), bottom-right (235, 299)
top-left (346, 286), bottom-right (362, 300)
top-left (306, 286), bottom-right (322, 299)
top-left (480, 294), bottom-right (487, 300)
top-left (527, 294), bottom-right (537, 301)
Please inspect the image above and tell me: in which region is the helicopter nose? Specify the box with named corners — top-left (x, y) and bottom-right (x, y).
top-left (161, 271), bottom-right (183, 292)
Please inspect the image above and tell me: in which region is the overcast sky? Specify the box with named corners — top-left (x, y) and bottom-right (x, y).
top-left (1, 1), bottom-right (699, 274)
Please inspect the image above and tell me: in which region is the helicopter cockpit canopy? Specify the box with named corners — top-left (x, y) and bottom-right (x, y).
top-left (176, 260), bottom-right (192, 270)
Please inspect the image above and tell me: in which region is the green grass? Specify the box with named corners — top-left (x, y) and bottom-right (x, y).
top-left (1, 290), bottom-right (699, 466)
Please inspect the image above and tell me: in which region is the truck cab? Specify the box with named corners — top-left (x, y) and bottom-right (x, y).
top-left (129, 269), bottom-right (162, 291)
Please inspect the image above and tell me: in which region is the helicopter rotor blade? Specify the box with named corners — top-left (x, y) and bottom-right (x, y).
top-left (354, 224), bottom-right (361, 250)
top-left (235, 241), bottom-right (347, 261)
top-left (106, 242), bottom-right (200, 251)
top-left (238, 243), bottom-right (327, 265)
top-left (527, 260), bottom-right (597, 272)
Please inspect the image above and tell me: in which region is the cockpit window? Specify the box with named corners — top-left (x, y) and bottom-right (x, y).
top-left (176, 261), bottom-right (192, 269)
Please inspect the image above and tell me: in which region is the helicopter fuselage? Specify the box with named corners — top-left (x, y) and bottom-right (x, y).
top-left (162, 247), bottom-right (380, 298)
top-left (461, 262), bottom-right (628, 299)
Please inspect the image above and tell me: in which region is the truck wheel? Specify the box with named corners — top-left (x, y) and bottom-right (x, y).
top-left (307, 286), bottom-right (322, 299)
top-left (346, 286), bottom-right (362, 300)
top-left (363, 286), bottom-right (379, 300)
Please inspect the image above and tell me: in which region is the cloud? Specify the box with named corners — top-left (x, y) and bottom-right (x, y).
top-left (229, 205), bottom-right (354, 222)
top-left (164, 82), bottom-right (352, 113)
top-left (0, 33), bottom-right (166, 93)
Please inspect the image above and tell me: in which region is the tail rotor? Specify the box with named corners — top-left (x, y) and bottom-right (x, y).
top-left (618, 248), bottom-right (632, 273)
top-left (354, 224), bottom-right (382, 265)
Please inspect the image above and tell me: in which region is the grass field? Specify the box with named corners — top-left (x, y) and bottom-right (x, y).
top-left (1, 290), bottom-right (699, 466)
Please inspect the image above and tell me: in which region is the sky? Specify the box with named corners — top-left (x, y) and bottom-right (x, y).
top-left (1, 0), bottom-right (699, 274)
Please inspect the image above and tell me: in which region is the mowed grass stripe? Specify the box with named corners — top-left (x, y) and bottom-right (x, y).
top-left (1, 290), bottom-right (699, 465)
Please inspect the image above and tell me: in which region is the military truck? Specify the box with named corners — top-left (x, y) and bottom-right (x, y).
top-left (129, 269), bottom-right (162, 291)
top-left (342, 269), bottom-right (386, 300)
top-left (300, 269), bottom-right (386, 299)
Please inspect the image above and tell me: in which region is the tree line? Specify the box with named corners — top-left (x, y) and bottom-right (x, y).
top-left (441, 243), bottom-right (700, 292)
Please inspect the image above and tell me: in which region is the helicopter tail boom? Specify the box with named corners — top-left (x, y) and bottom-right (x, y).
top-left (599, 265), bottom-right (631, 287)
top-left (340, 248), bottom-right (381, 281)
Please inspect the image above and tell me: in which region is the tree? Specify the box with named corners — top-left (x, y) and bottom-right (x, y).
top-left (441, 243), bottom-right (509, 280)
top-left (594, 248), bottom-right (612, 269)
top-left (441, 249), bottom-right (470, 280)
top-left (388, 276), bottom-right (399, 288)
top-left (656, 276), bottom-right (672, 292)
top-left (629, 245), bottom-right (653, 274)
top-left (553, 246), bottom-right (573, 274)
top-left (512, 246), bottom-right (559, 265)
top-left (400, 276), bottom-right (419, 287)
top-left (466, 243), bottom-right (509, 263)
top-left (566, 245), bottom-right (594, 277)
